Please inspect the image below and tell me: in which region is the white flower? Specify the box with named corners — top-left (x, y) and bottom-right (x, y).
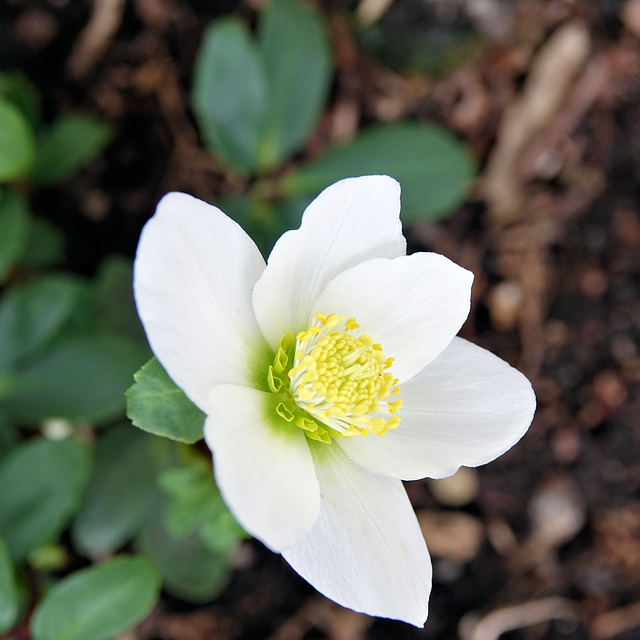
top-left (133, 176), bottom-right (535, 627)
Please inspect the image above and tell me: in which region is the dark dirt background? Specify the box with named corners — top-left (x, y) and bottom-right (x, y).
top-left (1, 0), bottom-right (640, 639)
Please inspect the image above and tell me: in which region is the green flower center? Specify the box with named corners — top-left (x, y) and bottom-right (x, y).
top-left (266, 313), bottom-right (402, 443)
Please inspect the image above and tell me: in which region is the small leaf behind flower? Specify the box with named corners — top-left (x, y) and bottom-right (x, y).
top-left (30, 555), bottom-right (160, 640)
top-left (72, 426), bottom-right (160, 557)
top-left (256, 0), bottom-right (331, 169)
top-left (136, 510), bottom-right (233, 603)
top-left (192, 18), bottom-right (268, 173)
top-left (192, 0), bottom-right (331, 173)
top-left (126, 357), bottom-right (205, 444)
top-left (283, 122), bottom-right (476, 222)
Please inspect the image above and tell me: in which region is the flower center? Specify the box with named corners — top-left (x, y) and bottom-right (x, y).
top-left (266, 313), bottom-right (402, 443)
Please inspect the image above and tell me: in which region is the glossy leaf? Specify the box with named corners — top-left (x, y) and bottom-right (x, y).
top-left (0, 536), bottom-right (19, 633)
top-left (30, 555), bottom-right (160, 640)
top-left (3, 335), bottom-right (148, 423)
top-left (0, 274), bottom-right (86, 372)
top-left (0, 99), bottom-right (35, 182)
top-left (72, 426), bottom-right (160, 557)
top-left (283, 122), bottom-right (476, 221)
top-left (0, 437), bottom-right (91, 561)
top-left (257, 0), bottom-right (331, 169)
top-left (192, 18), bottom-right (268, 172)
top-left (126, 358), bottom-right (205, 444)
top-left (30, 114), bottom-right (112, 185)
top-left (0, 189), bottom-right (29, 283)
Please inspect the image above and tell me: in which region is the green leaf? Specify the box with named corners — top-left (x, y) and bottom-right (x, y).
top-left (159, 463), bottom-right (246, 553)
top-left (283, 122), bottom-right (476, 221)
top-left (0, 99), bottom-right (35, 182)
top-left (0, 274), bottom-right (86, 372)
top-left (198, 492), bottom-right (247, 555)
top-left (192, 18), bottom-right (268, 173)
top-left (0, 437), bottom-right (91, 561)
top-left (0, 188), bottom-right (30, 283)
top-left (0, 72), bottom-right (41, 129)
top-left (30, 555), bottom-right (160, 640)
top-left (3, 335), bottom-right (149, 423)
top-left (19, 218), bottom-right (65, 268)
top-left (94, 255), bottom-right (147, 343)
top-left (0, 536), bottom-right (19, 633)
top-left (137, 509), bottom-right (232, 603)
top-left (30, 114), bottom-right (112, 185)
top-left (72, 426), bottom-right (160, 557)
top-left (0, 411), bottom-right (17, 461)
top-left (257, 0), bottom-right (331, 169)
top-left (126, 358), bottom-right (205, 444)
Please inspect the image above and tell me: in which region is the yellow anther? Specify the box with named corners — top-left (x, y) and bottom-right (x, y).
top-left (296, 326), bottom-right (322, 342)
top-left (386, 416), bottom-right (401, 430)
top-left (344, 317), bottom-right (360, 331)
top-left (389, 398), bottom-right (402, 413)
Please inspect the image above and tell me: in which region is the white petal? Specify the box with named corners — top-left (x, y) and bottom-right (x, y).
top-left (311, 253), bottom-right (473, 382)
top-left (205, 385), bottom-right (320, 552)
top-left (282, 441), bottom-right (431, 626)
top-left (339, 338), bottom-right (536, 480)
top-left (252, 176), bottom-right (406, 349)
top-left (134, 192), bottom-right (270, 410)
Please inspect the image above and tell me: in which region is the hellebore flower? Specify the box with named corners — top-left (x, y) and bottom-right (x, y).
top-left (134, 176), bottom-right (535, 626)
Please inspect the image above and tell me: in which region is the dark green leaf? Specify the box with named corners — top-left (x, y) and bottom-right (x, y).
top-left (257, 0), bottom-right (331, 169)
top-left (0, 274), bottom-right (86, 372)
top-left (0, 411), bottom-right (17, 461)
top-left (193, 19), bottom-right (268, 172)
top-left (159, 463), bottom-right (246, 553)
top-left (30, 114), bottom-right (112, 185)
top-left (94, 255), bottom-right (147, 343)
top-left (0, 437), bottom-right (91, 561)
top-left (0, 536), bottom-right (19, 633)
top-left (19, 218), bottom-right (65, 268)
top-left (30, 555), bottom-right (160, 640)
top-left (137, 509), bottom-right (232, 603)
top-left (0, 189), bottom-right (29, 283)
top-left (0, 72), bottom-right (41, 129)
top-left (72, 426), bottom-right (160, 557)
top-left (4, 335), bottom-right (148, 423)
top-left (198, 492), bottom-right (248, 555)
top-left (126, 358), bottom-right (205, 444)
top-left (0, 99), bottom-right (35, 182)
top-left (283, 122), bottom-right (476, 221)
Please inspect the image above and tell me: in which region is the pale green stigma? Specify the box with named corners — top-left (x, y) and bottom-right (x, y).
top-left (266, 313), bottom-right (402, 443)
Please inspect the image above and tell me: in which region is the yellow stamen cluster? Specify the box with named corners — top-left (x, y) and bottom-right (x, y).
top-left (287, 313), bottom-right (402, 438)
